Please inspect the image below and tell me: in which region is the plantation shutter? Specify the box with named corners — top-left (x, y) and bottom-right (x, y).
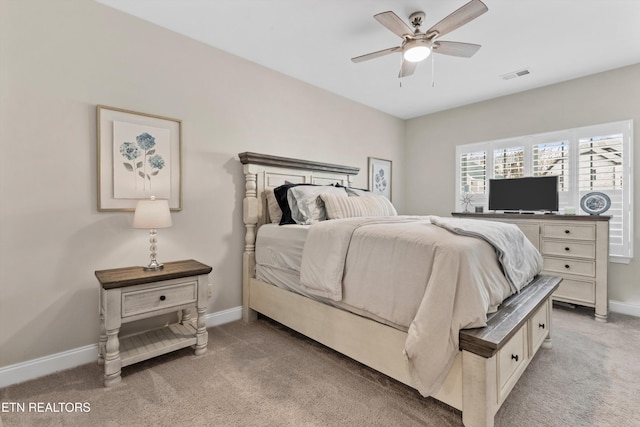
top-left (459, 151), bottom-right (486, 194)
top-left (578, 133), bottom-right (626, 256)
top-left (493, 147), bottom-right (524, 179)
top-left (533, 141), bottom-right (569, 191)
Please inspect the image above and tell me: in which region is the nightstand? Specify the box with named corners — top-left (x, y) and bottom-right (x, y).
top-left (95, 259), bottom-right (212, 387)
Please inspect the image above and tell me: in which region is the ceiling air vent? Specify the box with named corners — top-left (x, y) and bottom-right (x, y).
top-left (500, 68), bottom-right (531, 80)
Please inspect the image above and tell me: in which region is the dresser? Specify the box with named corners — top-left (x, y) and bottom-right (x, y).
top-left (95, 259), bottom-right (212, 386)
top-left (452, 213), bottom-right (610, 322)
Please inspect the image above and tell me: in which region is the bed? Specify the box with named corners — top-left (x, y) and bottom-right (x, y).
top-left (239, 152), bottom-right (561, 427)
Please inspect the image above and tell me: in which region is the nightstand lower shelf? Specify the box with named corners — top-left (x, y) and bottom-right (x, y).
top-left (120, 322), bottom-right (198, 367)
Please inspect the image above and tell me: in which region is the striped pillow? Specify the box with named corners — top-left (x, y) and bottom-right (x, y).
top-left (320, 193), bottom-right (397, 219)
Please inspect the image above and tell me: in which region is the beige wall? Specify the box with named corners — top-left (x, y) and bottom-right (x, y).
top-left (404, 63), bottom-right (640, 308)
top-left (0, 0), bottom-right (404, 367)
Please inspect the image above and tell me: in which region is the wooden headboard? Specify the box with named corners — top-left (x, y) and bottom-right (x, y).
top-left (238, 152), bottom-right (359, 321)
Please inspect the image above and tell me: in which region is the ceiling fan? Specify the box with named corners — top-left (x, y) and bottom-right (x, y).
top-left (351, 0), bottom-right (488, 78)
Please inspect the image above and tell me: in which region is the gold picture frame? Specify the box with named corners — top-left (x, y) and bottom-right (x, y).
top-left (97, 105), bottom-right (182, 211)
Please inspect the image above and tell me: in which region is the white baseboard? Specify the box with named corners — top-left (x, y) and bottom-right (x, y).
top-left (609, 300), bottom-right (640, 317)
top-left (0, 306), bottom-right (243, 389)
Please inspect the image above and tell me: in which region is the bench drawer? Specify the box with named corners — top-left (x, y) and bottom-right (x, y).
top-left (529, 302), bottom-right (549, 356)
top-left (498, 327), bottom-right (527, 399)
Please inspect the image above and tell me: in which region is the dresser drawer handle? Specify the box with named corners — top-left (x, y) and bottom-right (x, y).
top-left (159, 295), bottom-right (166, 301)
top-left (511, 354), bottom-right (519, 362)
top-left (565, 229), bottom-right (571, 234)
top-left (565, 247), bottom-right (571, 251)
top-left (539, 323), bottom-right (546, 329)
top-left (565, 264), bottom-right (570, 269)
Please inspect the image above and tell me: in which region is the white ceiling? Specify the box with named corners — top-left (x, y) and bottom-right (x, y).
top-left (97, 0), bottom-right (640, 119)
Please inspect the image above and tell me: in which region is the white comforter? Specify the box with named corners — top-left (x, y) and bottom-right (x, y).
top-left (299, 216), bottom-right (542, 396)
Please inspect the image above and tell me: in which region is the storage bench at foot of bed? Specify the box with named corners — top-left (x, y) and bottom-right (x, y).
top-left (459, 274), bottom-right (561, 427)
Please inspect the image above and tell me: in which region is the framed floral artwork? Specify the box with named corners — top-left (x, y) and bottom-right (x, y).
top-left (97, 105), bottom-right (182, 211)
top-left (368, 157), bottom-right (392, 200)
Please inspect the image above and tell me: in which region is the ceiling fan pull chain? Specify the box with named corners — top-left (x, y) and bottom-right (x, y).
top-left (431, 53), bottom-right (436, 87)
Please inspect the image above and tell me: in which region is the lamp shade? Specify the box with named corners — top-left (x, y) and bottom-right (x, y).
top-left (133, 197), bottom-right (172, 229)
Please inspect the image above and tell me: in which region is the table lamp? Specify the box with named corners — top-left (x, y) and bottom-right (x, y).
top-left (133, 196), bottom-right (172, 271)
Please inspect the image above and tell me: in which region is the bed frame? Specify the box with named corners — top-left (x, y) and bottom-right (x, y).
top-left (239, 152), bottom-right (561, 427)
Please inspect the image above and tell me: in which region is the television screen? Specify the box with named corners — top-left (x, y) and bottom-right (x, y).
top-left (488, 176), bottom-right (559, 212)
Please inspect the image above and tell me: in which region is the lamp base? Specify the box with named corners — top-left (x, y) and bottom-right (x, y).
top-left (143, 261), bottom-right (164, 271)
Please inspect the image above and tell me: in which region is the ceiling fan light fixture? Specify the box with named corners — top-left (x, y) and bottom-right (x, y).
top-left (403, 40), bottom-right (431, 62)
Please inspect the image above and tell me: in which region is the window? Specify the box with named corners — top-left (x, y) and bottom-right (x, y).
top-left (455, 120), bottom-right (633, 262)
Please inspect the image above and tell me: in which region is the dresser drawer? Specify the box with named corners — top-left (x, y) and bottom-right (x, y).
top-left (541, 240), bottom-right (596, 259)
top-left (498, 327), bottom-right (527, 398)
top-left (122, 281), bottom-right (197, 318)
top-left (542, 223), bottom-right (595, 241)
top-left (529, 302), bottom-right (549, 356)
top-left (553, 278), bottom-right (596, 305)
top-left (543, 257), bottom-right (595, 277)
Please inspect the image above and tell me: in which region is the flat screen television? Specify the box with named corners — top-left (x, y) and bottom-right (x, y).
top-left (488, 176), bottom-right (559, 212)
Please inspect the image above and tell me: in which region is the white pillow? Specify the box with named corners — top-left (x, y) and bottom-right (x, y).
top-left (344, 187), bottom-right (370, 197)
top-left (287, 185), bottom-right (347, 225)
top-left (265, 188), bottom-right (282, 224)
top-left (320, 193), bottom-right (397, 219)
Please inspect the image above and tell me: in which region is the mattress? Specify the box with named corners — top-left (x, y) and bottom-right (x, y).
top-left (255, 223), bottom-right (409, 330)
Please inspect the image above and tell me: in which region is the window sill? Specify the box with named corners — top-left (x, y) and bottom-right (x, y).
top-left (610, 255), bottom-right (632, 265)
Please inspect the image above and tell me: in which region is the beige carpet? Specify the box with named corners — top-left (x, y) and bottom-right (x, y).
top-left (1, 304), bottom-right (639, 427)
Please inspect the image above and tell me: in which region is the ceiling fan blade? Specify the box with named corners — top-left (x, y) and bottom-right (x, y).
top-left (426, 0), bottom-right (488, 39)
top-left (433, 41), bottom-right (481, 58)
top-left (398, 60), bottom-right (417, 78)
top-left (351, 46), bottom-right (401, 63)
top-left (374, 11), bottom-right (414, 39)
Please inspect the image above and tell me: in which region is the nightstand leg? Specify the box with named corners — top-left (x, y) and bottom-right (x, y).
top-left (98, 317), bottom-right (107, 365)
top-left (181, 308), bottom-right (193, 324)
top-left (104, 328), bottom-right (122, 386)
top-left (194, 307), bottom-right (207, 356)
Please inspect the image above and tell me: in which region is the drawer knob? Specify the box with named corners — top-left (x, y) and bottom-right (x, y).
top-left (159, 295), bottom-right (166, 301)
top-left (565, 247), bottom-right (570, 251)
top-left (539, 323), bottom-right (546, 329)
top-left (565, 264), bottom-right (570, 269)
top-left (511, 354), bottom-right (519, 362)
top-left (565, 229), bottom-right (571, 234)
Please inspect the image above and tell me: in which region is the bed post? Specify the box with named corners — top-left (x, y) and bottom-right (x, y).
top-left (242, 164), bottom-right (259, 322)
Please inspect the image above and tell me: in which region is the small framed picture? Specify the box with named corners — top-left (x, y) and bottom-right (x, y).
top-left (97, 105), bottom-right (182, 211)
top-left (368, 157), bottom-right (392, 200)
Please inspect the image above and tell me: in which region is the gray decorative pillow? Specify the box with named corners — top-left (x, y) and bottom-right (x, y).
top-left (287, 186), bottom-right (347, 224)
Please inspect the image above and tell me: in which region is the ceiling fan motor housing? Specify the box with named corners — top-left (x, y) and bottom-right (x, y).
top-left (408, 11), bottom-right (426, 29)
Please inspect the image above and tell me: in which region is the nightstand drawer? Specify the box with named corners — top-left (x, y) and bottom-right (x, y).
top-left (122, 281), bottom-right (197, 318)
top-left (543, 257), bottom-right (595, 277)
top-left (541, 240), bottom-right (595, 259)
top-left (542, 223), bottom-right (595, 241)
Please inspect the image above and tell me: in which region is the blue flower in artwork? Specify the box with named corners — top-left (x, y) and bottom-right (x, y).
top-left (136, 132), bottom-right (156, 150)
top-left (374, 169), bottom-right (387, 192)
top-left (119, 141), bottom-right (140, 160)
top-left (148, 154), bottom-right (165, 170)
